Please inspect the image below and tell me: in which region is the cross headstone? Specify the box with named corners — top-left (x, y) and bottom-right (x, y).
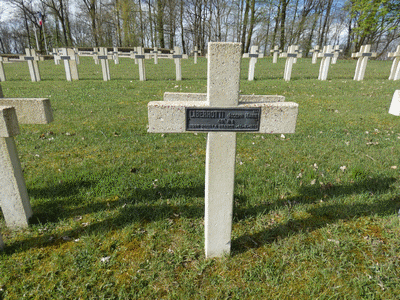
top-left (270, 45), bottom-right (280, 64)
top-left (93, 47), bottom-right (100, 64)
top-left (147, 42), bottom-right (299, 258)
top-left (389, 90), bottom-right (400, 115)
top-left (293, 46), bottom-right (302, 64)
top-left (22, 48), bottom-right (41, 82)
top-left (0, 56), bottom-right (6, 82)
top-left (283, 45), bottom-right (301, 81)
top-left (191, 46), bottom-right (201, 64)
top-left (60, 48), bottom-right (79, 81)
top-left (51, 48), bottom-right (61, 65)
top-left (331, 45), bottom-right (342, 64)
top-left (173, 46), bottom-right (188, 81)
top-left (352, 45), bottom-right (377, 81)
top-left (131, 47), bottom-right (146, 81)
top-left (243, 45), bottom-right (262, 81)
top-left (388, 45), bottom-right (400, 81)
top-left (97, 47), bottom-right (111, 81)
top-left (112, 47), bottom-right (120, 64)
top-left (0, 94), bottom-right (53, 229)
top-left (150, 47), bottom-right (161, 64)
top-left (310, 45), bottom-right (320, 64)
top-left (318, 45), bottom-right (334, 81)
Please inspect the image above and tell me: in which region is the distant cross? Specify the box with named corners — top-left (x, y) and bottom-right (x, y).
top-left (113, 47), bottom-right (120, 65)
top-left (388, 45), bottom-right (400, 81)
top-left (150, 47), bottom-right (161, 64)
top-left (173, 46), bottom-right (188, 81)
top-left (147, 43), bottom-right (299, 258)
top-left (51, 48), bottom-right (61, 65)
top-left (22, 48), bottom-right (41, 82)
top-left (283, 45), bottom-right (301, 81)
top-left (243, 45), bottom-right (262, 81)
top-left (131, 47), bottom-right (146, 81)
top-left (352, 45), bottom-right (377, 81)
top-left (331, 45), bottom-right (342, 64)
top-left (0, 91), bottom-right (53, 229)
top-left (270, 45), bottom-right (280, 64)
top-left (191, 46), bottom-right (201, 64)
top-left (60, 48), bottom-right (79, 81)
top-left (97, 47), bottom-right (111, 81)
top-left (318, 45), bottom-right (334, 81)
top-left (310, 45), bottom-right (320, 64)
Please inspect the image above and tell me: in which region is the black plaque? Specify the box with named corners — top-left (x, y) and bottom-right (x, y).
top-left (24, 57), bottom-right (34, 60)
top-left (249, 54), bottom-right (259, 58)
top-left (324, 53), bottom-right (334, 57)
top-left (135, 55), bottom-right (145, 59)
top-left (362, 53), bottom-right (372, 57)
top-left (60, 56), bottom-right (70, 60)
top-left (287, 53), bottom-right (297, 58)
top-left (98, 55), bottom-right (108, 59)
top-left (186, 108), bottom-right (261, 132)
top-left (173, 54), bottom-right (183, 59)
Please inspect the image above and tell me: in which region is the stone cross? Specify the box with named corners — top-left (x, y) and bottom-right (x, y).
top-left (293, 46), bottom-right (302, 63)
top-left (60, 48), bottom-right (79, 81)
top-left (51, 48), bottom-right (61, 65)
top-left (112, 47), bottom-right (120, 64)
top-left (310, 45), bottom-right (320, 64)
top-left (191, 46), bottom-right (201, 64)
top-left (331, 45), bottom-right (342, 64)
top-left (318, 45), bottom-right (334, 81)
top-left (22, 48), bottom-right (41, 82)
top-left (97, 47), bottom-right (111, 81)
top-left (131, 47), bottom-right (146, 81)
top-left (283, 45), bottom-right (301, 81)
top-left (147, 42), bottom-right (298, 258)
top-left (150, 47), bottom-right (161, 64)
top-left (93, 47), bottom-right (100, 64)
top-left (243, 45), bottom-right (262, 81)
top-left (388, 45), bottom-right (400, 81)
top-left (389, 90), bottom-right (400, 115)
top-left (0, 56), bottom-right (6, 82)
top-left (270, 45), bottom-right (280, 63)
top-left (352, 45), bottom-right (377, 81)
top-left (0, 95), bottom-right (53, 229)
top-left (173, 46), bottom-right (188, 81)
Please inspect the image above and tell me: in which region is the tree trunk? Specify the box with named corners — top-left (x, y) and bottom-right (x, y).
top-left (156, 0), bottom-right (165, 48)
top-left (279, 0), bottom-right (289, 49)
top-left (240, 0), bottom-right (250, 53)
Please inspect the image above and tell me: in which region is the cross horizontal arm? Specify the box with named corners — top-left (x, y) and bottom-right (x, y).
top-left (0, 99), bottom-right (53, 124)
top-left (148, 100), bottom-right (298, 133)
top-left (163, 92), bottom-right (285, 103)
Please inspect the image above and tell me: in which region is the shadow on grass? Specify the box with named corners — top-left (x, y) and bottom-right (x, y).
top-left (232, 176), bottom-right (398, 255)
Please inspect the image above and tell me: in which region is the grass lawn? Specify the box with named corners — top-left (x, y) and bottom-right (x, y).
top-left (1, 54), bottom-right (400, 299)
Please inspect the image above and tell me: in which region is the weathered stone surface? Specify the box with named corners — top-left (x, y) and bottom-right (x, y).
top-left (0, 106), bottom-right (20, 137)
top-left (389, 90), bottom-right (400, 116)
top-left (0, 98), bottom-right (53, 124)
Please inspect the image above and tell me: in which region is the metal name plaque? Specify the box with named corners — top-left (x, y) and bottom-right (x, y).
top-left (287, 53), bottom-right (297, 58)
top-left (135, 55), bottom-right (145, 59)
top-left (324, 53), bottom-right (334, 57)
top-left (186, 108), bottom-right (261, 132)
top-left (60, 56), bottom-right (70, 60)
top-left (173, 55), bottom-right (183, 59)
top-left (249, 54), bottom-right (259, 58)
top-left (362, 53), bottom-right (372, 57)
top-left (98, 55), bottom-right (108, 59)
top-left (24, 57), bottom-right (34, 60)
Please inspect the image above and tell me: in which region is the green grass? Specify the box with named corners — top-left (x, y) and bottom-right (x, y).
top-left (1, 55), bottom-right (400, 299)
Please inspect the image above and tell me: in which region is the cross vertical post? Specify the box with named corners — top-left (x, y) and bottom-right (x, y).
top-left (311, 45), bottom-right (320, 64)
top-left (98, 47), bottom-right (111, 81)
top-left (318, 45), bottom-right (334, 81)
top-left (24, 48), bottom-right (41, 82)
top-left (270, 45), bottom-right (279, 64)
top-left (352, 45), bottom-right (376, 81)
top-left (388, 45), bottom-right (400, 81)
top-left (113, 47), bottom-right (120, 65)
top-left (0, 57), bottom-right (6, 82)
top-left (173, 46), bottom-right (183, 81)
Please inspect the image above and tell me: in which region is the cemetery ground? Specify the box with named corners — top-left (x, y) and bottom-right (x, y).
top-left (1, 55), bottom-right (400, 299)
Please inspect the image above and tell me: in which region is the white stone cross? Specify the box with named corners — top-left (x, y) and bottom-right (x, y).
top-left (331, 45), bottom-right (342, 64)
top-left (270, 46), bottom-right (280, 64)
top-left (172, 46), bottom-right (188, 81)
top-left (97, 47), bottom-right (111, 81)
top-left (0, 94), bottom-right (53, 229)
top-left (388, 45), bottom-right (400, 81)
top-left (283, 45), bottom-right (301, 81)
top-left (243, 45), bottom-right (263, 81)
top-left (112, 47), bottom-right (120, 65)
top-left (0, 56), bottom-right (6, 82)
top-left (191, 46), bottom-right (201, 64)
top-left (310, 45), bottom-right (320, 64)
top-left (147, 42), bottom-right (298, 258)
top-left (318, 45), bottom-right (334, 81)
top-left (352, 45), bottom-right (377, 81)
top-left (60, 48), bottom-right (80, 81)
top-left (21, 48), bottom-right (41, 82)
top-left (150, 47), bottom-right (161, 64)
top-left (130, 47), bottom-right (146, 81)
top-left (50, 48), bottom-right (61, 65)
